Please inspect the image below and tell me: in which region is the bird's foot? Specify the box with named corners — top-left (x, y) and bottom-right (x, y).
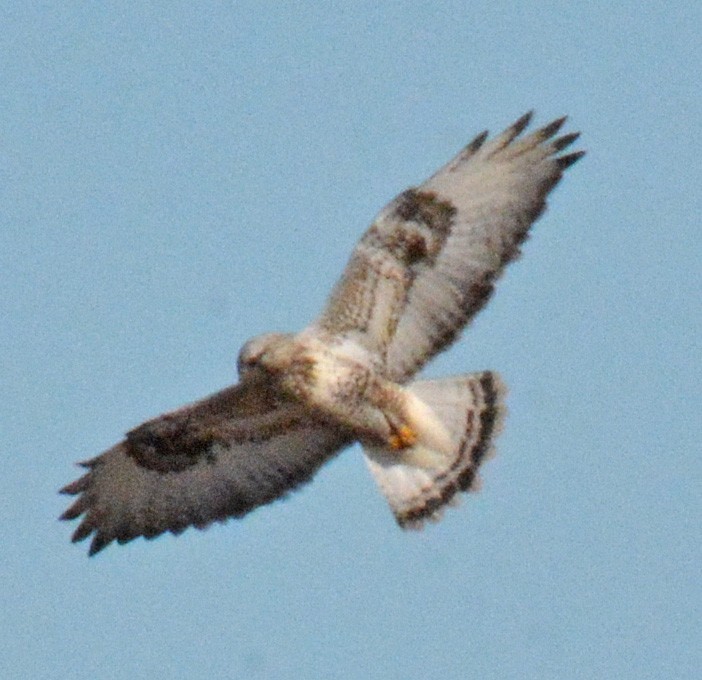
top-left (388, 424), bottom-right (417, 450)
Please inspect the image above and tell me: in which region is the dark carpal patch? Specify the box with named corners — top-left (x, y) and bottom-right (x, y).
top-left (365, 189), bottom-right (457, 271)
top-left (126, 417), bottom-right (219, 473)
top-left (393, 189), bottom-right (456, 240)
top-left (122, 380), bottom-right (286, 473)
top-left (395, 189), bottom-right (457, 250)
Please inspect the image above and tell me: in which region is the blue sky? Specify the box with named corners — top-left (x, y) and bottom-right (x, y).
top-left (2, 3), bottom-right (700, 679)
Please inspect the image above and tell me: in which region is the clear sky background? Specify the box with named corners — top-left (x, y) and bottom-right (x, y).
top-left (2, 3), bottom-right (700, 679)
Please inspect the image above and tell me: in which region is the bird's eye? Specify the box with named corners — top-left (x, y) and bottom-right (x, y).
top-left (237, 340), bottom-right (263, 377)
top-left (237, 353), bottom-right (253, 377)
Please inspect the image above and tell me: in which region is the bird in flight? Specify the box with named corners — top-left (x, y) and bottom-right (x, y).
top-left (61, 112), bottom-right (584, 555)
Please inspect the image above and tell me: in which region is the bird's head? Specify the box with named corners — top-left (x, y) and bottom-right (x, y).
top-left (237, 333), bottom-right (296, 380)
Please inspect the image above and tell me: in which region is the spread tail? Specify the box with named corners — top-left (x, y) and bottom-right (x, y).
top-left (363, 372), bottom-right (506, 528)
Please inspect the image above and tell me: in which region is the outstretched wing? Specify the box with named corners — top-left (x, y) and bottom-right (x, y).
top-left (60, 377), bottom-right (351, 555)
top-left (316, 112), bottom-right (584, 382)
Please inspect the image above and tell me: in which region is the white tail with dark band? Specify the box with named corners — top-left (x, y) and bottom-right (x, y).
top-left (363, 372), bottom-right (506, 528)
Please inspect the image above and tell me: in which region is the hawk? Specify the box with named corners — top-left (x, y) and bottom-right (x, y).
top-left (61, 112), bottom-right (584, 555)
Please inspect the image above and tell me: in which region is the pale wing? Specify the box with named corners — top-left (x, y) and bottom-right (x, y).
top-left (316, 113), bottom-right (584, 382)
top-left (60, 377), bottom-right (350, 555)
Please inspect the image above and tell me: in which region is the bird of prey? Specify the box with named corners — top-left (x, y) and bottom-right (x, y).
top-left (61, 112), bottom-right (584, 555)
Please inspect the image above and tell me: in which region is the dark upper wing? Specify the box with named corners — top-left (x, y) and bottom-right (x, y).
top-left (60, 377), bottom-right (350, 555)
top-left (315, 113), bottom-right (584, 382)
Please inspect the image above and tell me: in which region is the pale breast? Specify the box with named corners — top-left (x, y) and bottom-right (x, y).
top-left (293, 332), bottom-right (379, 415)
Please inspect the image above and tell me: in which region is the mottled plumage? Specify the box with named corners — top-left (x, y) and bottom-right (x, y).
top-left (61, 112), bottom-right (584, 554)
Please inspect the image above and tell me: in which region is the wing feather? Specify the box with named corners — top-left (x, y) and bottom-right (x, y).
top-left (315, 113), bottom-right (584, 381)
top-left (60, 378), bottom-right (350, 555)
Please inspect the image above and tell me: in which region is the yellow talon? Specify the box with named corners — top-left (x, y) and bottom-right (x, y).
top-left (388, 424), bottom-right (417, 450)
